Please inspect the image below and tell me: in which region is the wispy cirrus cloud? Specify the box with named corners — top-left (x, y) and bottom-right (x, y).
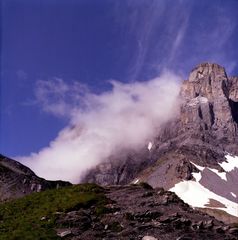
top-left (113, 0), bottom-right (237, 78)
top-left (34, 78), bottom-right (89, 117)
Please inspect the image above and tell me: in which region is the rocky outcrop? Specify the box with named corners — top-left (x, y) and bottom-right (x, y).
top-left (229, 77), bottom-right (238, 101)
top-left (0, 154), bottom-right (71, 201)
top-left (53, 184), bottom-right (238, 239)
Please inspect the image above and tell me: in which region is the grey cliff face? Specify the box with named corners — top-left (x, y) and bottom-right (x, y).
top-left (180, 63), bottom-right (237, 143)
top-left (229, 76), bottom-right (238, 102)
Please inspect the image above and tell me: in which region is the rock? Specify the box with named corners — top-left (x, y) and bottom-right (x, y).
top-left (159, 216), bottom-right (174, 223)
top-left (142, 236), bottom-right (158, 240)
top-left (197, 220), bottom-right (204, 229)
top-left (175, 160), bottom-right (197, 180)
top-left (30, 183), bottom-right (36, 191)
top-left (57, 229), bottom-right (72, 238)
top-left (180, 63), bottom-right (236, 137)
top-left (179, 217), bottom-right (191, 226)
top-left (37, 184), bottom-right (42, 192)
top-left (161, 195), bottom-right (169, 205)
top-left (204, 219), bottom-right (214, 229)
top-left (176, 236), bottom-right (193, 240)
top-left (228, 227), bottom-right (238, 234)
top-left (213, 226), bottom-right (225, 233)
top-left (56, 211), bottom-right (91, 230)
top-left (228, 76), bottom-right (238, 102)
top-left (222, 226), bottom-right (230, 231)
top-left (191, 222), bottom-right (198, 231)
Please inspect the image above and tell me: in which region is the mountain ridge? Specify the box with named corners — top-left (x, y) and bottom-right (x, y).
top-left (0, 62), bottom-right (237, 227)
top-left (0, 154), bottom-right (71, 201)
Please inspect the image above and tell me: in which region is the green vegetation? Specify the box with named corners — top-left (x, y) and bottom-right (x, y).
top-left (0, 184), bottom-right (107, 240)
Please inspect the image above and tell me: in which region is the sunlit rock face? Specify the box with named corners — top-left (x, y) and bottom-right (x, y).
top-left (156, 63), bottom-right (238, 155)
top-left (180, 63), bottom-right (237, 141)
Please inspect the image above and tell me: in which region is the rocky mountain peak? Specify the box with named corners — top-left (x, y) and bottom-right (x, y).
top-left (188, 63), bottom-right (227, 82)
top-left (181, 63), bottom-right (229, 101)
top-left (180, 63), bottom-right (237, 140)
top-left (182, 62), bottom-right (229, 100)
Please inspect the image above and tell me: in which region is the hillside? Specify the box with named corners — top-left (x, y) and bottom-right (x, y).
top-left (0, 183), bottom-right (237, 240)
top-left (0, 154), bottom-right (70, 201)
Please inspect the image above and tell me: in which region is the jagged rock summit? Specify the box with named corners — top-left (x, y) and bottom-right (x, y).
top-left (180, 63), bottom-right (238, 146)
top-left (83, 63), bottom-right (238, 223)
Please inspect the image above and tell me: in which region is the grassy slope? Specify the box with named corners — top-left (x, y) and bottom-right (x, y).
top-left (0, 184), bottom-right (107, 240)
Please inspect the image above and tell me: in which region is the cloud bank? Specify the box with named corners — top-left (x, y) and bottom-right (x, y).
top-left (19, 72), bottom-right (181, 183)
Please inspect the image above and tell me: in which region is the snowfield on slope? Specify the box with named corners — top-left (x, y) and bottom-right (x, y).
top-left (169, 154), bottom-right (238, 217)
top-left (219, 154), bottom-right (238, 172)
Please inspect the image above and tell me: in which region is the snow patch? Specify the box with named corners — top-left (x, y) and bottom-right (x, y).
top-left (231, 192), bottom-right (237, 198)
top-left (191, 162), bottom-right (205, 171)
top-left (147, 142), bottom-right (153, 151)
top-left (191, 161), bottom-right (227, 181)
top-left (219, 154), bottom-right (238, 172)
top-left (170, 180), bottom-right (238, 217)
top-left (173, 160), bottom-right (238, 216)
top-left (192, 172), bottom-right (202, 182)
top-left (133, 179), bottom-right (140, 184)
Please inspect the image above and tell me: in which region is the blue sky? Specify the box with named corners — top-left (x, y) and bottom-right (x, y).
top-left (1, 0), bottom-right (238, 157)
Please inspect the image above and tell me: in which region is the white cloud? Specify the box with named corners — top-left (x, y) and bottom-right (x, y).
top-left (18, 72), bottom-right (181, 183)
top-left (113, 1), bottom-right (237, 76)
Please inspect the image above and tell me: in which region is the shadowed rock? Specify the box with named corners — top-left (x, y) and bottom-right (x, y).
top-left (0, 154), bottom-right (71, 201)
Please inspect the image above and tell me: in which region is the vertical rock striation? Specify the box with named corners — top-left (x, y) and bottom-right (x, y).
top-left (180, 63), bottom-right (237, 144)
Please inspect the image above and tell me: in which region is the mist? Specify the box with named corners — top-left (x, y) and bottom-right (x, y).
top-left (19, 72), bottom-right (181, 183)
